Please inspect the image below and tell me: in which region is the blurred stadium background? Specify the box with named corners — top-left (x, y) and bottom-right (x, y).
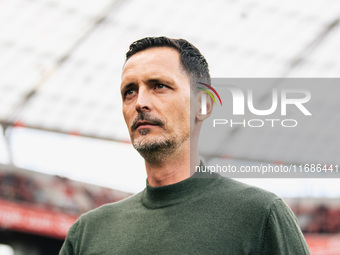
top-left (0, 0), bottom-right (340, 254)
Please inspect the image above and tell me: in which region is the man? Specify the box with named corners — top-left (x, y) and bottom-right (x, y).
top-left (60, 37), bottom-right (310, 254)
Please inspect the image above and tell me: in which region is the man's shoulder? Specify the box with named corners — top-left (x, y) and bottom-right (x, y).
top-left (210, 174), bottom-right (282, 211)
top-left (77, 191), bottom-right (143, 223)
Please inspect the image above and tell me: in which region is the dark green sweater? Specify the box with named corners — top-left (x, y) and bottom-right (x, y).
top-left (59, 172), bottom-right (310, 254)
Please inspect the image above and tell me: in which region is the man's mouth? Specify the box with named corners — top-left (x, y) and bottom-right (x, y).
top-left (131, 113), bottom-right (164, 132)
top-left (135, 121), bottom-right (159, 130)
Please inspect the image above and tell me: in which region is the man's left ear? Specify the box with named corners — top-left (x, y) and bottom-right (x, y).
top-left (196, 91), bottom-right (214, 121)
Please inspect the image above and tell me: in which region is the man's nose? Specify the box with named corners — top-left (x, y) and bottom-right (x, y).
top-left (135, 87), bottom-right (152, 112)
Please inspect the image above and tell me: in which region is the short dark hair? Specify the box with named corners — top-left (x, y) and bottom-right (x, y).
top-left (125, 36), bottom-right (211, 87)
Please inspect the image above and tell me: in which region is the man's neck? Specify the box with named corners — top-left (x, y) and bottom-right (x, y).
top-left (144, 147), bottom-right (200, 187)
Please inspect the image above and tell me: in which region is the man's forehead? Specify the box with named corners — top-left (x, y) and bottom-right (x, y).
top-left (121, 47), bottom-right (185, 83)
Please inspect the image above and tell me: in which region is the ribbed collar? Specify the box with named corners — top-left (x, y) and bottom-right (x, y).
top-left (141, 164), bottom-right (219, 209)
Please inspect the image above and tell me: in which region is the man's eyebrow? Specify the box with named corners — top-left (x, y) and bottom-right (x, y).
top-left (121, 78), bottom-right (174, 93)
top-left (121, 83), bottom-right (135, 93)
top-left (148, 78), bottom-right (162, 83)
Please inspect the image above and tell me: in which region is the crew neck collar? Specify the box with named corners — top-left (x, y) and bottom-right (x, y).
top-left (141, 164), bottom-right (219, 209)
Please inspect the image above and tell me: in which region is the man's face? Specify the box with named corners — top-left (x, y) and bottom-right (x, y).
top-left (120, 47), bottom-right (191, 159)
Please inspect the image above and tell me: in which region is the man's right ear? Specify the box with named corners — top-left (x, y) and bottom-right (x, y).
top-left (196, 91), bottom-right (214, 121)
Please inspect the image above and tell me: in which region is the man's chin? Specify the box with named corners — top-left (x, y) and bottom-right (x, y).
top-left (133, 138), bottom-right (174, 152)
top-left (132, 138), bottom-right (176, 163)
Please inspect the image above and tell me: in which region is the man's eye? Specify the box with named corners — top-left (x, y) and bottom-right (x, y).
top-left (124, 89), bottom-right (136, 97)
top-left (155, 84), bottom-right (166, 89)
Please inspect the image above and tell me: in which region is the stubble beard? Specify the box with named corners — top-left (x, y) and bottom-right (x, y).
top-left (132, 128), bottom-right (189, 163)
